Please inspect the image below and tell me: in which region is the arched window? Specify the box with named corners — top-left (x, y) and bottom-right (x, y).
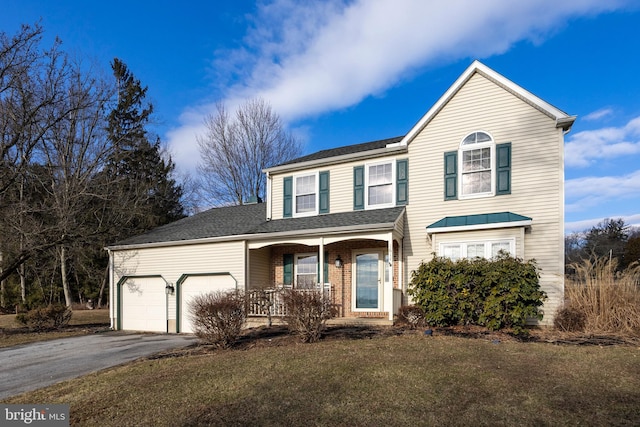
top-left (460, 131), bottom-right (494, 196)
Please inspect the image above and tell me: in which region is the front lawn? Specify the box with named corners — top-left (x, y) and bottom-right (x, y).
top-left (3, 327), bottom-right (639, 426)
top-left (0, 309), bottom-right (110, 348)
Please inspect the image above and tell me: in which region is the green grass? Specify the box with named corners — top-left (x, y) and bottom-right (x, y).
top-left (3, 331), bottom-right (639, 426)
top-left (0, 309), bottom-right (110, 348)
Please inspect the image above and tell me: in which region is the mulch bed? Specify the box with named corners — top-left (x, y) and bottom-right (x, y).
top-left (147, 323), bottom-right (640, 360)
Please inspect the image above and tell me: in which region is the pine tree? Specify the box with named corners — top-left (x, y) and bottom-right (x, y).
top-left (105, 58), bottom-right (185, 236)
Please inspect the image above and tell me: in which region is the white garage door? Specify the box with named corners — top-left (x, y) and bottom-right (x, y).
top-left (180, 274), bottom-right (236, 333)
top-left (121, 277), bottom-right (166, 332)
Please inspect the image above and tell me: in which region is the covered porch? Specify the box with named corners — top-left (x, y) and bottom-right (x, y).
top-left (244, 208), bottom-right (406, 322)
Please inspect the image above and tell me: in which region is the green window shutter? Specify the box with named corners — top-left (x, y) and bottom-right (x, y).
top-left (396, 159), bottom-right (408, 206)
top-left (283, 176), bottom-right (293, 218)
top-left (324, 251), bottom-right (329, 284)
top-left (353, 166), bottom-right (365, 210)
top-left (496, 143), bottom-right (511, 195)
top-left (319, 171), bottom-right (330, 214)
top-left (283, 254), bottom-right (293, 286)
top-left (444, 151), bottom-right (457, 200)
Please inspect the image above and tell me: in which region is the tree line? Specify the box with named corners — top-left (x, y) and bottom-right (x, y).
top-left (0, 24), bottom-right (184, 309)
top-left (565, 218), bottom-right (640, 273)
top-left (1, 24), bottom-right (302, 311)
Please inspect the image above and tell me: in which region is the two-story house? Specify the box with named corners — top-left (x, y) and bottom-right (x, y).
top-left (107, 61), bottom-right (575, 333)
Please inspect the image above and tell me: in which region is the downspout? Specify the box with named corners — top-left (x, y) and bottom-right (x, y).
top-left (266, 171), bottom-right (272, 221)
top-left (107, 249), bottom-right (114, 329)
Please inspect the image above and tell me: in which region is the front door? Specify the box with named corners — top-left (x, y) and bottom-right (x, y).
top-left (353, 250), bottom-right (384, 311)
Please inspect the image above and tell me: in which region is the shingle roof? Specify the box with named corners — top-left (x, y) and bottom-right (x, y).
top-left (112, 203), bottom-right (267, 246)
top-left (276, 136), bottom-right (404, 167)
top-left (251, 206), bottom-right (405, 234)
top-left (109, 204), bottom-right (405, 248)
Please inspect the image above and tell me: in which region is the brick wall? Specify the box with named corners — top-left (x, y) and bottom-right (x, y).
top-left (269, 239), bottom-right (399, 318)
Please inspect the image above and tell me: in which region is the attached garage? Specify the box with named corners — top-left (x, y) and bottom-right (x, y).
top-left (177, 273), bottom-right (237, 333)
top-left (119, 276), bottom-right (167, 332)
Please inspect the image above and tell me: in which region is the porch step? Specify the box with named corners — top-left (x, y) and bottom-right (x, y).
top-left (246, 316), bottom-right (393, 328)
top-left (327, 317), bottom-right (393, 326)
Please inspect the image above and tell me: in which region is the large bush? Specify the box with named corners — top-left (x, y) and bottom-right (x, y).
top-left (16, 304), bottom-right (72, 331)
top-left (408, 253), bottom-right (545, 334)
top-left (189, 291), bottom-right (246, 348)
top-left (282, 290), bottom-right (337, 343)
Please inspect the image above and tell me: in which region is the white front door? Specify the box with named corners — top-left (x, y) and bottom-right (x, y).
top-left (353, 250), bottom-right (384, 311)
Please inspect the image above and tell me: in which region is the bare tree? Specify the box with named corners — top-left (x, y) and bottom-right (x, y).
top-left (197, 98), bottom-right (302, 206)
top-left (38, 62), bottom-right (112, 307)
top-left (0, 24), bottom-right (89, 287)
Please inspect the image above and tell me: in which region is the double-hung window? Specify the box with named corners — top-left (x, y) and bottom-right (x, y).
top-left (294, 173), bottom-right (317, 216)
top-left (440, 238), bottom-right (515, 261)
top-left (460, 131), bottom-right (494, 197)
top-left (366, 161), bottom-right (394, 208)
top-left (295, 253), bottom-right (318, 289)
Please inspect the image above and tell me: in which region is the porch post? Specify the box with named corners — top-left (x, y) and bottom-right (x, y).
top-left (385, 232), bottom-right (394, 321)
top-left (319, 237), bottom-right (325, 295)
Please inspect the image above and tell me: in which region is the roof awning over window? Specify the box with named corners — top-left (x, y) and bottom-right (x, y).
top-left (426, 212), bottom-right (532, 234)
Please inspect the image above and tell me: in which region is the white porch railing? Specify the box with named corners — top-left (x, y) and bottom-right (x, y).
top-left (247, 284), bottom-right (331, 317)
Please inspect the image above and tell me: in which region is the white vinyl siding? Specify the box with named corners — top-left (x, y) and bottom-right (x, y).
top-left (269, 159), bottom-right (400, 219)
top-left (404, 72), bottom-right (565, 323)
top-left (112, 241), bottom-right (245, 329)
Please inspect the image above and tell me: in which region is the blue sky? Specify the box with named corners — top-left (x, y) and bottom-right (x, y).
top-left (2, 0), bottom-right (640, 233)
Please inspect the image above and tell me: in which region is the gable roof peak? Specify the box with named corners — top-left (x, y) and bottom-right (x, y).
top-left (399, 60), bottom-right (576, 146)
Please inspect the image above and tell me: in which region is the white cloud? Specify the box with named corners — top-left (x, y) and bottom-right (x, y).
top-left (565, 169), bottom-right (640, 213)
top-left (583, 107), bottom-right (614, 121)
top-left (565, 116), bottom-right (640, 167)
top-left (566, 213), bottom-right (640, 234)
top-left (167, 0), bottom-right (629, 173)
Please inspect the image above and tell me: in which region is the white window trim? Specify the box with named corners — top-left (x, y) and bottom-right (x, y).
top-left (292, 172), bottom-right (319, 217)
top-left (294, 252), bottom-right (318, 288)
top-left (459, 131), bottom-right (495, 200)
top-left (438, 238), bottom-right (516, 260)
top-left (364, 160), bottom-right (396, 210)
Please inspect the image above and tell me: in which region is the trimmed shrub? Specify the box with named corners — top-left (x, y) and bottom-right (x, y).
top-left (16, 304), bottom-right (72, 331)
top-left (408, 253), bottom-right (545, 334)
top-left (281, 290), bottom-right (337, 343)
top-left (397, 305), bottom-right (426, 329)
top-left (189, 291), bottom-right (246, 348)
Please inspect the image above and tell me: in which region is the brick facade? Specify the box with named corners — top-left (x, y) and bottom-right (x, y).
top-left (264, 239), bottom-right (399, 318)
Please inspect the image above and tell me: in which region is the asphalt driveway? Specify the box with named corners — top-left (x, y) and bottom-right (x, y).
top-left (0, 333), bottom-right (197, 400)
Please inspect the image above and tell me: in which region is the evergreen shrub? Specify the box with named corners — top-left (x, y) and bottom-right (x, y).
top-left (407, 253), bottom-right (545, 334)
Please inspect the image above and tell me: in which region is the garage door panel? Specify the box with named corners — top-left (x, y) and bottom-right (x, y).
top-left (121, 277), bottom-right (166, 332)
top-left (180, 275), bottom-right (236, 334)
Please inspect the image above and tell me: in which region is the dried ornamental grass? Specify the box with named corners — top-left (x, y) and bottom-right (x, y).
top-left (565, 257), bottom-right (640, 336)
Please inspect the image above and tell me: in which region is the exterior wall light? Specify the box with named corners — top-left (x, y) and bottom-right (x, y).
top-left (335, 255), bottom-right (343, 268)
top-left (165, 283), bottom-right (175, 295)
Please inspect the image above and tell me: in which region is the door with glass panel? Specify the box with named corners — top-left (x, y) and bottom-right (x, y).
top-left (353, 250), bottom-right (383, 310)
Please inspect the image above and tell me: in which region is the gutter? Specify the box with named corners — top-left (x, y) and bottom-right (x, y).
top-left (105, 219), bottom-right (403, 252)
top-left (263, 145), bottom-right (408, 174)
top-left (426, 219), bottom-right (532, 235)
